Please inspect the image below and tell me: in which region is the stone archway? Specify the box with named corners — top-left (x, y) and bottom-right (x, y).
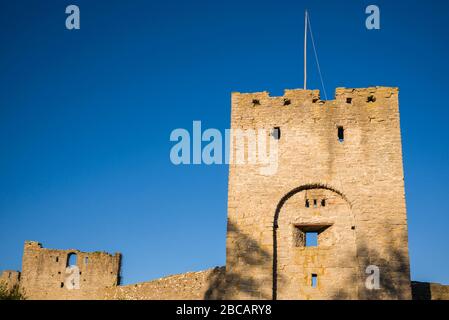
top-left (272, 184), bottom-right (357, 299)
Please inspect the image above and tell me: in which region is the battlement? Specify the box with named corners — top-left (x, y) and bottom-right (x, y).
top-left (232, 86), bottom-right (398, 108)
top-left (24, 240), bottom-right (42, 248)
top-left (23, 240), bottom-right (120, 258)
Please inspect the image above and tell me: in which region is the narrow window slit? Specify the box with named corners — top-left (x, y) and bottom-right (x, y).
top-left (271, 127), bottom-right (281, 140)
top-left (311, 274), bottom-right (318, 288)
top-left (338, 126), bottom-right (344, 142)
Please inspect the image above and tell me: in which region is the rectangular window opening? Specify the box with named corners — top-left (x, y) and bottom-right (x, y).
top-left (305, 232), bottom-right (318, 247)
top-left (272, 127), bottom-right (281, 140)
top-left (311, 274), bottom-right (318, 288)
top-left (294, 225), bottom-right (331, 247)
top-left (338, 126), bottom-right (344, 142)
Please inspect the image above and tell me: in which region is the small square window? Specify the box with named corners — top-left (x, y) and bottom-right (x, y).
top-left (293, 225), bottom-right (331, 247)
top-left (305, 232), bottom-right (318, 247)
top-left (346, 97), bottom-right (352, 104)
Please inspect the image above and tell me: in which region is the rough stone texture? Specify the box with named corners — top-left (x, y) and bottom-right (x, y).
top-left (226, 87), bottom-right (412, 299)
top-left (411, 281), bottom-right (449, 300)
top-left (19, 241), bottom-right (121, 299)
top-left (103, 267), bottom-right (226, 300)
top-left (7, 241), bottom-right (225, 300)
top-left (0, 270), bottom-right (20, 290)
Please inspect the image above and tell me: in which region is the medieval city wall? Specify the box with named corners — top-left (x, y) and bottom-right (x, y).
top-left (2, 88), bottom-right (448, 300)
top-left (103, 267), bottom-right (226, 300)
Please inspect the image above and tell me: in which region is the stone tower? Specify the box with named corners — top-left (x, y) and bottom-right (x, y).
top-left (225, 87), bottom-right (412, 299)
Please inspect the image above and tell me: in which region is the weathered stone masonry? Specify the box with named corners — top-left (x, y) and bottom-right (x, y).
top-left (19, 241), bottom-right (121, 299)
top-left (226, 86), bottom-right (411, 299)
top-left (1, 87), bottom-right (448, 300)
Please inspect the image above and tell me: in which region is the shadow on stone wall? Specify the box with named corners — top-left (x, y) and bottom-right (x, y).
top-left (411, 281), bottom-right (431, 300)
top-left (203, 223), bottom-right (413, 300)
top-left (204, 220), bottom-right (281, 300)
top-left (330, 240), bottom-right (411, 300)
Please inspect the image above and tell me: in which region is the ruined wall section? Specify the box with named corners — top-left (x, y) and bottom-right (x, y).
top-left (20, 241), bottom-right (121, 300)
top-left (0, 270), bottom-right (21, 290)
top-left (226, 87), bottom-right (411, 299)
top-left (412, 281), bottom-right (449, 300)
top-left (103, 267), bottom-right (226, 300)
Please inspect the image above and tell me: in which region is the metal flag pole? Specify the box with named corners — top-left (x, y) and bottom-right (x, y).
top-left (304, 10), bottom-right (308, 90)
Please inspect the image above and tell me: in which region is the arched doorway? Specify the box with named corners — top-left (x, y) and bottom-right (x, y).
top-left (272, 184), bottom-right (357, 299)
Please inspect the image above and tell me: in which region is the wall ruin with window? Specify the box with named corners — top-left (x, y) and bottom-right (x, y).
top-left (19, 241), bottom-right (121, 299)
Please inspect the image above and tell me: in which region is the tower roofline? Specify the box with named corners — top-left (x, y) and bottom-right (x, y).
top-left (232, 86), bottom-right (398, 102)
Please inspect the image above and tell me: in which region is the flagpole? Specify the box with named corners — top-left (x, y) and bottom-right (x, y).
top-left (304, 10), bottom-right (308, 90)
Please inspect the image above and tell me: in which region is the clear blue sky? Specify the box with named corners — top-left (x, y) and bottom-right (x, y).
top-left (0, 0), bottom-right (448, 285)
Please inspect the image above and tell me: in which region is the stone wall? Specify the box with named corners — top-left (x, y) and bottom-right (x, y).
top-left (14, 240), bottom-right (226, 300)
top-left (226, 87), bottom-right (411, 299)
top-left (20, 241), bottom-right (121, 300)
top-left (103, 267), bottom-right (226, 300)
top-left (412, 281), bottom-right (449, 300)
top-left (0, 270), bottom-right (20, 290)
